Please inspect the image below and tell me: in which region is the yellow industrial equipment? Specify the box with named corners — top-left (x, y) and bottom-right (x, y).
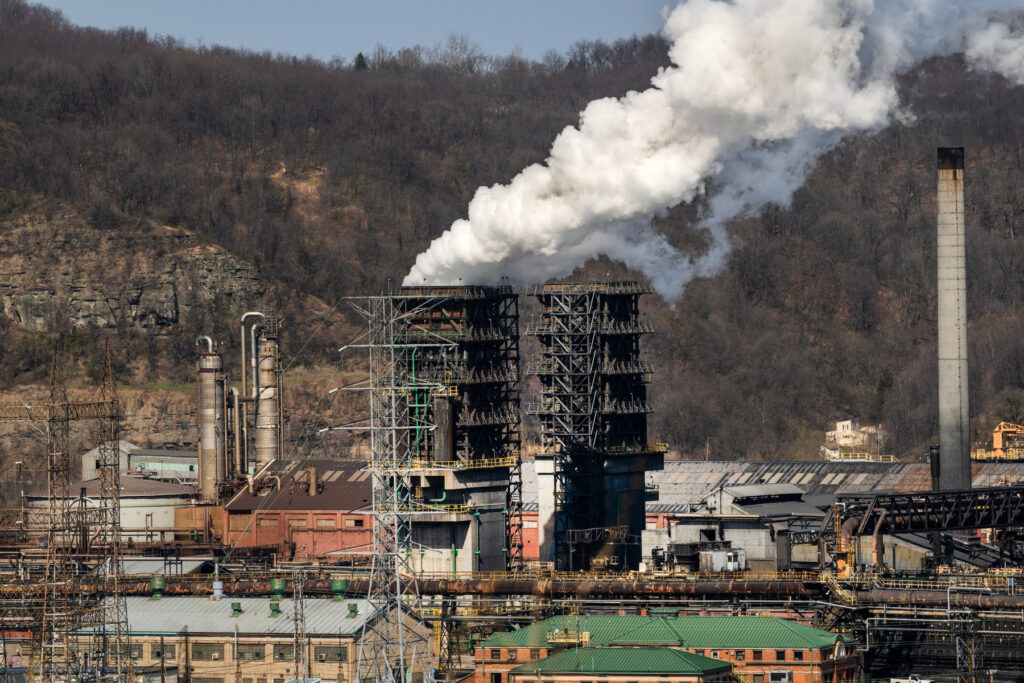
top-left (973, 421), bottom-right (1024, 460)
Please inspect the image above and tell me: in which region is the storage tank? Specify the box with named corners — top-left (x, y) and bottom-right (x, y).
top-left (196, 337), bottom-right (226, 501)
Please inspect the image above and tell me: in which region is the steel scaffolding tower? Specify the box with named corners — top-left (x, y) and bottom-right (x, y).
top-left (395, 285), bottom-right (524, 572)
top-left (526, 281), bottom-right (662, 570)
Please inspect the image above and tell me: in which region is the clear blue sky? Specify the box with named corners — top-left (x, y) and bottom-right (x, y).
top-left (35, 1), bottom-right (673, 62)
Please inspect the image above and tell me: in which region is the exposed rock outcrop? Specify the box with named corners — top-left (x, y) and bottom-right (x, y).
top-left (0, 200), bottom-right (265, 333)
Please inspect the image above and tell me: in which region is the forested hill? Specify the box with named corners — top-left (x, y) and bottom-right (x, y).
top-left (1, 0), bottom-right (1023, 460)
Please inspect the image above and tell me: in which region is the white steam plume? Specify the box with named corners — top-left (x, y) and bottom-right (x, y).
top-left (404, 0), bottom-right (1024, 300)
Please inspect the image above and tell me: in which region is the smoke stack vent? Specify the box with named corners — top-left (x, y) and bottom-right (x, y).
top-left (936, 147), bottom-right (971, 491)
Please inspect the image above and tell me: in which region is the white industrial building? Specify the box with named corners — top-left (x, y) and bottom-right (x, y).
top-left (25, 476), bottom-right (196, 542)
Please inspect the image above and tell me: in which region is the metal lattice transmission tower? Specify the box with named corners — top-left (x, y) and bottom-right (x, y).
top-left (0, 340), bottom-right (129, 681)
top-left (350, 294), bottom-right (454, 683)
top-left (88, 341), bottom-right (131, 682)
top-left (42, 341), bottom-right (77, 681)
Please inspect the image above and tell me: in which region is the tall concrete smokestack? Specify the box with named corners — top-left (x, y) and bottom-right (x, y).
top-left (937, 147), bottom-right (971, 491)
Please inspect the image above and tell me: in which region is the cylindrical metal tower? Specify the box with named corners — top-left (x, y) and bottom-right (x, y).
top-left (936, 147), bottom-right (971, 490)
top-left (196, 337), bottom-right (226, 501)
top-left (254, 332), bottom-right (281, 464)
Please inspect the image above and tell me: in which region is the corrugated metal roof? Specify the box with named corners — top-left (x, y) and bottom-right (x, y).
top-left (82, 597), bottom-right (376, 636)
top-left (27, 476), bottom-right (195, 499)
top-left (510, 647), bottom-right (730, 675)
top-left (116, 558), bottom-right (215, 576)
top-left (723, 483), bottom-right (805, 499)
top-left (484, 615), bottom-right (847, 650)
top-left (642, 460), bottom-right (1024, 509)
top-left (225, 459), bottom-right (371, 512)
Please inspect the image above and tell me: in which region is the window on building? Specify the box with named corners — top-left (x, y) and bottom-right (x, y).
top-left (529, 649), bottom-right (540, 660)
top-left (793, 651), bottom-right (804, 661)
top-left (315, 518), bottom-right (336, 528)
top-left (769, 672), bottom-right (792, 683)
top-left (151, 644), bottom-right (176, 660)
top-left (236, 644), bottom-right (265, 661)
top-left (192, 678), bottom-right (224, 683)
top-left (287, 518), bottom-right (308, 529)
top-left (489, 649), bottom-right (500, 660)
top-left (273, 645), bottom-right (294, 662)
top-left (694, 650), bottom-right (704, 656)
top-left (314, 646), bottom-right (348, 663)
top-left (710, 651), bottom-right (719, 659)
top-left (129, 644), bottom-right (143, 660)
top-left (345, 518), bottom-right (365, 528)
top-left (229, 514), bottom-right (250, 531)
top-left (191, 644), bottom-right (224, 661)
top-left (752, 676), bottom-right (764, 683)
top-left (775, 650), bottom-right (786, 661)
top-left (508, 649), bottom-right (517, 661)
top-left (735, 651), bottom-right (745, 661)
top-left (257, 517), bottom-right (279, 528)
top-left (490, 674), bottom-right (501, 683)
top-left (752, 650), bottom-right (763, 661)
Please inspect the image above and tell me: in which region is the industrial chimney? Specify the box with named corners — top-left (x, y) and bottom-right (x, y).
top-left (196, 336), bottom-right (226, 501)
top-left (936, 147), bottom-right (971, 490)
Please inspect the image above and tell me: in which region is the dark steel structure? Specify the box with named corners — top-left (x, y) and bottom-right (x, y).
top-left (526, 281), bottom-right (663, 570)
top-left (393, 286), bottom-right (524, 570)
top-left (828, 483), bottom-right (1024, 536)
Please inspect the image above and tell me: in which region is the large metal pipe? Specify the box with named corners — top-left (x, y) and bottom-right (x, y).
top-left (238, 312), bottom-right (265, 472)
top-left (230, 388), bottom-right (243, 476)
top-left (937, 147), bottom-right (971, 490)
top-left (196, 338), bottom-right (226, 502)
top-left (254, 331), bottom-right (281, 464)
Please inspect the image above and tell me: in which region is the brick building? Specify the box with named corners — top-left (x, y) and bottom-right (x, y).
top-left (222, 459), bottom-right (373, 561)
top-left (75, 596), bottom-right (428, 683)
top-left (508, 647), bottom-right (732, 683)
top-left (476, 615), bottom-right (856, 683)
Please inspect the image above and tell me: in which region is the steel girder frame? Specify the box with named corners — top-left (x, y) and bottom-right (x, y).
top-left (830, 484), bottom-right (1024, 536)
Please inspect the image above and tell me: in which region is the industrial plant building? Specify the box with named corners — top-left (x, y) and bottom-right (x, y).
top-left (9, 148), bottom-right (1024, 683)
top-left (73, 596), bottom-right (429, 683)
top-left (476, 615), bottom-right (856, 683)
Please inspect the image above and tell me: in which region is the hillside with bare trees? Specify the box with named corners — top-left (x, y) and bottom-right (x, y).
top-left (1, 1), bottom-right (1023, 460)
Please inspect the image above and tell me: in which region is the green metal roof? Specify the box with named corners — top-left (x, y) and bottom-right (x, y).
top-left (483, 615), bottom-right (848, 650)
top-left (510, 647), bottom-right (731, 676)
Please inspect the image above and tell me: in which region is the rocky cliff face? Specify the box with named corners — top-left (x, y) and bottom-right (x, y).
top-left (0, 200), bottom-right (265, 333)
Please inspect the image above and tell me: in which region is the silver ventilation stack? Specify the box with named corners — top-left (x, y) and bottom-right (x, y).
top-left (196, 336), bottom-right (226, 501)
top-left (936, 147), bottom-right (971, 490)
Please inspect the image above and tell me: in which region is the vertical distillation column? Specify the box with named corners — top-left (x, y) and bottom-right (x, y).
top-left (254, 316), bottom-right (282, 465)
top-left (197, 338), bottom-right (226, 501)
top-left (354, 294), bottom-right (431, 683)
top-left (937, 147), bottom-right (971, 491)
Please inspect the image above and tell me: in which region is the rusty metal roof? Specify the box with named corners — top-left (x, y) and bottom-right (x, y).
top-left (224, 459), bottom-right (371, 512)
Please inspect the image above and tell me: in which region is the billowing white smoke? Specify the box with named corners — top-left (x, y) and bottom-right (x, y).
top-left (404, 0), bottom-right (1024, 300)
